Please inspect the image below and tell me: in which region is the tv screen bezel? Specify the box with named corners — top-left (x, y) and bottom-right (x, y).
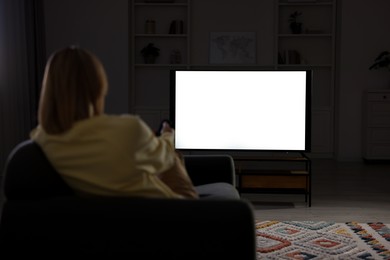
top-left (170, 69), bottom-right (312, 153)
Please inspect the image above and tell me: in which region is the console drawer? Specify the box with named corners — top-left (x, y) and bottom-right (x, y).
top-left (241, 175), bottom-right (307, 189)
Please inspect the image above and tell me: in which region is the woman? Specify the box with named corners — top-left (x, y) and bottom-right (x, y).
top-left (31, 46), bottom-right (197, 199)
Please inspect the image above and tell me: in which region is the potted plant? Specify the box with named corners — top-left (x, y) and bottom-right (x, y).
top-left (369, 51), bottom-right (390, 70)
top-left (141, 43), bottom-right (160, 64)
top-left (289, 11), bottom-right (303, 34)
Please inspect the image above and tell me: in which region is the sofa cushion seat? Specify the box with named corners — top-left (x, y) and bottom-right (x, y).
top-left (195, 182), bottom-right (240, 199)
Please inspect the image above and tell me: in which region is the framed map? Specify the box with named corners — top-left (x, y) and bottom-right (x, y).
top-left (209, 32), bottom-right (256, 64)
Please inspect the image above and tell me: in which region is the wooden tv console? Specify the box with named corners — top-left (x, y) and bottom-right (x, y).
top-left (233, 153), bottom-right (311, 207)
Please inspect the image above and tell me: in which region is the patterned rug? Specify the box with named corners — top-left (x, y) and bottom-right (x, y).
top-left (256, 221), bottom-right (390, 259)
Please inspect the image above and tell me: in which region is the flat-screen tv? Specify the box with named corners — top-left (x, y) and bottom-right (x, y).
top-left (170, 70), bottom-right (312, 152)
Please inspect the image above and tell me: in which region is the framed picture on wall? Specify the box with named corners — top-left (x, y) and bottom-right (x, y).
top-left (209, 32), bottom-right (256, 64)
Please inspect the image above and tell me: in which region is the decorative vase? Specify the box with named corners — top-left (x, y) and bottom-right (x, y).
top-left (144, 55), bottom-right (157, 64)
top-left (290, 22), bottom-right (302, 34)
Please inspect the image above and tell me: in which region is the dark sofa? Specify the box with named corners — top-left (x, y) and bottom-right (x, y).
top-left (0, 140), bottom-right (256, 259)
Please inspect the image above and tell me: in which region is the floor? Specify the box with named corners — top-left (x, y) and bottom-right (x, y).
top-left (1, 158), bottom-right (389, 223)
top-left (241, 159), bottom-right (390, 223)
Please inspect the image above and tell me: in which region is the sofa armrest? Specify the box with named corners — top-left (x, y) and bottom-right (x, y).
top-left (183, 155), bottom-right (236, 186)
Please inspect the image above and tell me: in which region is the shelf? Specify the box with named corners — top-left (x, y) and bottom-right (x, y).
top-left (279, 3), bottom-right (333, 6)
top-left (234, 155), bottom-right (309, 161)
top-left (188, 64), bottom-right (275, 68)
top-left (233, 154), bottom-right (311, 206)
top-left (236, 169), bottom-right (309, 176)
top-left (239, 188), bottom-right (308, 195)
top-left (134, 3), bottom-right (188, 7)
top-left (135, 34), bottom-right (188, 38)
top-left (135, 64), bottom-right (277, 68)
top-left (135, 64), bottom-right (189, 68)
top-left (134, 63), bottom-right (333, 69)
top-left (278, 34), bottom-right (332, 37)
top-left (277, 64), bottom-right (333, 68)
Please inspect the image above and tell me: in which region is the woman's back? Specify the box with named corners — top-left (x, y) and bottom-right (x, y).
top-left (31, 114), bottom-right (180, 198)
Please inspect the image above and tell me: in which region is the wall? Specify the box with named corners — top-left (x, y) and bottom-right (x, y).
top-left (191, 0), bottom-right (274, 65)
top-left (336, 0), bottom-right (390, 161)
top-left (43, 0), bottom-right (129, 114)
top-left (41, 0), bottom-right (390, 160)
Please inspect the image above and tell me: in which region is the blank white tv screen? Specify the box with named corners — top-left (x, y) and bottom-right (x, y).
top-left (170, 70), bottom-right (311, 152)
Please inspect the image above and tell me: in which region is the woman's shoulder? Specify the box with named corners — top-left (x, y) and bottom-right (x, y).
top-left (88, 114), bottom-right (138, 123)
top-left (101, 114), bottom-right (145, 126)
top-left (97, 114), bottom-right (155, 143)
top-left (31, 114), bottom-right (152, 144)
top-left (94, 114), bottom-right (151, 133)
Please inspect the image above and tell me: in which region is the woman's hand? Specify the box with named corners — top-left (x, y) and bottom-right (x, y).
top-left (160, 121), bottom-right (174, 135)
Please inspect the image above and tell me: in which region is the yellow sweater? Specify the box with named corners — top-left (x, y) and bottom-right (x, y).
top-left (30, 114), bottom-right (181, 198)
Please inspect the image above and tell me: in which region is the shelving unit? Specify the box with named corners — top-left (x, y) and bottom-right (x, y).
top-left (363, 89), bottom-right (390, 160)
top-left (234, 154), bottom-right (312, 206)
top-left (130, 0), bottom-right (190, 129)
top-left (275, 0), bottom-right (337, 157)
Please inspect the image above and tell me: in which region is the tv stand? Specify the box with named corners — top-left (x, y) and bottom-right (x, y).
top-left (233, 153), bottom-right (311, 207)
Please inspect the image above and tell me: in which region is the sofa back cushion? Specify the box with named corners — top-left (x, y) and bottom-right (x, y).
top-left (3, 140), bottom-right (74, 200)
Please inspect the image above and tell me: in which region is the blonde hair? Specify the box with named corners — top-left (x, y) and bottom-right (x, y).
top-left (38, 47), bottom-right (108, 134)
